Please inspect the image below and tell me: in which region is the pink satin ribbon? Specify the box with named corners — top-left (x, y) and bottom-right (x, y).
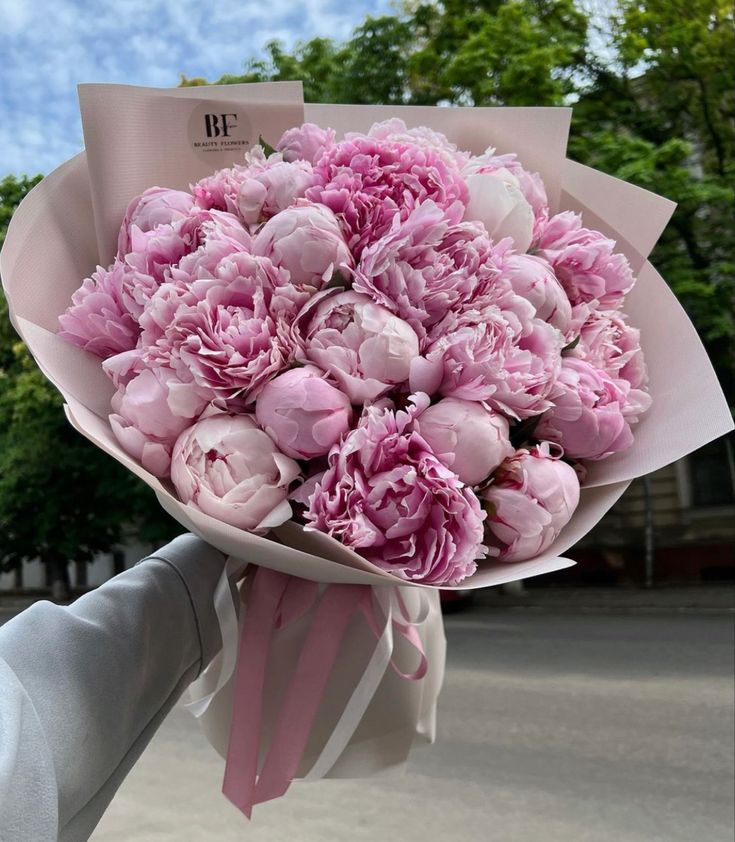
top-left (221, 567), bottom-right (427, 818)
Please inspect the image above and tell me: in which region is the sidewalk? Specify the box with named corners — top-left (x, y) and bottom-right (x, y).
top-left (472, 583), bottom-right (735, 614)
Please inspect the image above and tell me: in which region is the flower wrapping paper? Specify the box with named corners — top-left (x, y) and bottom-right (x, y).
top-left (1, 81), bottom-right (732, 802)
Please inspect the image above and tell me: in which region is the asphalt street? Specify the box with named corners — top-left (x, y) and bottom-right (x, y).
top-left (89, 609), bottom-right (735, 842)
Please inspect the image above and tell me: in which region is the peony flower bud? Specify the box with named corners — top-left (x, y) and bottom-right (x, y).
top-left (171, 414), bottom-right (300, 531)
top-left (117, 187), bottom-right (195, 257)
top-left (413, 398), bottom-right (513, 486)
top-left (481, 445), bottom-right (580, 561)
top-left (255, 366), bottom-right (353, 460)
top-left (463, 171), bottom-right (534, 252)
top-left (252, 202), bottom-right (353, 292)
top-left (497, 253), bottom-right (572, 337)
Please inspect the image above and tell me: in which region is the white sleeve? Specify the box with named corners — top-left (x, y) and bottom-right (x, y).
top-left (0, 534), bottom-right (226, 842)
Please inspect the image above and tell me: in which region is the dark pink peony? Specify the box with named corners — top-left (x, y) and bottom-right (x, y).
top-left (354, 200), bottom-right (496, 342)
top-left (305, 394), bottom-right (486, 585)
top-left (306, 133), bottom-right (468, 256)
top-left (536, 211), bottom-right (635, 309)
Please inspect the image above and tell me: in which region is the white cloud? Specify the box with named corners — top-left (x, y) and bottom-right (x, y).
top-left (0, 0), bottom-right (391, 175)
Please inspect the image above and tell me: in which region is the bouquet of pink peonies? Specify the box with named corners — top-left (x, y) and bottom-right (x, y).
top-left (57, 118), bottom-right (648, 587)
top-left (2, 82), bottom-right (731, 819)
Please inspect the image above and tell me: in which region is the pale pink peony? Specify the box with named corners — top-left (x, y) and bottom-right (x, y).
top-left (255, 366), bottom-right (353, 460)
top-left (305, 395), bottom-right (487, 585)
top-left (236, 157), bottom-right (315, 226)
top-left (572, 309), bottom-right (649, 395)
top-left (481, 444), bottom-right (580, 562)
top-left (462, 171), bottom-right (535, 252)
top-left (192, 164), bottom-right (249, 213)
top-left (535, 357), bottom-right (640, 460)
top-left (252, 202), bottom-right (353, 292)
top-left (413, 398), bottom-right (514, 486)
top-left (463, 150), bottom-right (549, 242)
top-left (364, 119), bottom-right (470, 169)
top-left (104, 350), bottom-right (209, 477)
top-left (58, 261), bottom-right (140, 357)
top-left (296, 290), bottom-right (420, 404)
top-left (277, 123), bottom-right (336, 164)
top-left (171, 414), bottom-right (300, 531)
top-left (536, 211), bottom-right (635, 309)
top-left (306, 134), bottom-right (468, 256)
top-left (354, 200), bottom-right (496, 342)
top-left (497, 252), bottom-right (573, 337)
top-left (117, 187), bottom-right (195, 256)
top-left (140, 257), bottom-right (304, 407)
top-left (410, 292), bottom-right (563, 420)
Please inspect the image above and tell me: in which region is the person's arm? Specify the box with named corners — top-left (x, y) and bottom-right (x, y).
top-left (0, 534), bottom-right (227, 842)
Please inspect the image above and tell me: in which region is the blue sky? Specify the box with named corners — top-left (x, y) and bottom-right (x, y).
top-left (1, 0), bottom-right (391, 176)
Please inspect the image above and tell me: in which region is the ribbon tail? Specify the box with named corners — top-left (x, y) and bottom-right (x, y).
top-left (252, 583), bottom-right (365, 807)
top-left (221, 567), bottom-right (290, 819)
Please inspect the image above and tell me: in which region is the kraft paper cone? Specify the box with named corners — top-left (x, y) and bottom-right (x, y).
top-left (2, 84), bottom-right (732, 593)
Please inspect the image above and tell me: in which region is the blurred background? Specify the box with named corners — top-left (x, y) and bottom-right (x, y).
top-left (0, 1), bottom-right (733, 840)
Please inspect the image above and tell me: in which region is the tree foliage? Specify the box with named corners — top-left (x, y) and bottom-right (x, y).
top-left (0, 176), bottom-right (178, 584)
top-left (1, 0), bottom-right (732, 582)
top-left (182, 0), bottom-right (733, 401)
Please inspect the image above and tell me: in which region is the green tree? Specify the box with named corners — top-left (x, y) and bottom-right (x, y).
top-left (0, 175), bottom-right (178, 597)
top-left (183, 0), bottom-right (732, 400)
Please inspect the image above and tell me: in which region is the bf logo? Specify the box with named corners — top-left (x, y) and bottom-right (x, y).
top-left (204, 113), bottom-right (238, 138)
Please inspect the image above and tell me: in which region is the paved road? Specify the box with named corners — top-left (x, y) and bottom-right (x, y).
top-left (90, 610), bottom-right (734, 842)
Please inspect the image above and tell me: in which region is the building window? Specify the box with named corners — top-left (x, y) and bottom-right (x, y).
top-left (685, 434), bottom-right (735, 508)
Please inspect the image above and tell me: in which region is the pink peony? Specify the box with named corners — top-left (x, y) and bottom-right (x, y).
top-left (252, 202), bottom-right (353, 292)
top-left (463, 150), bottom-right (549, 242)
top-left (363, 119), bottom-right (469, 169)
top-left (58, 261), bottom-right (140, 357)
top-left (306, 133), bottom-right (468, 256)
top-left (497, 252), bottom-right (573, 337)
top-left (535, 357), bottom-right (640, 460)
top-left (481, 444), bottom-right (580, 561)
top-left (354, 200), bottom-right (496, 342)
top-left (255, 366), bottom-right (353, 460)
top-left (536, 211), bottom-right (635, 309)
top-left (277, 123), bottom-right (336, 164)
top-left (462, 171), bottom-right (535, 252)
top-left (192, 164), bottom-right (249, 213)
top-left (413, 398), bottom-right (514, 486)
top-left (572, 310), bottom-right (649, 395)
top-left (305, 395), bottom-right (487, 585)
top-left (236, 156), bottom-right (315, 226)
top-left (171, 414), bottom-right (300, 531)
top-left (410, 292), bottom-right (563, 420)
top-left (296, 290), bottom-right (420, 404)
top-left (140, 257), bottom-right (304, 407)
top-left (117, 187), bottom-right (195, 256)
top-left (104, 351), bottom-right (209, 478)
